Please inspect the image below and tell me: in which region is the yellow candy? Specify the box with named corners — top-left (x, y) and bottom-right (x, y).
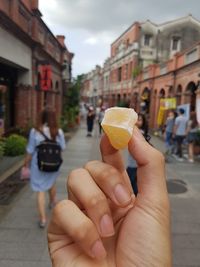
top-left (101, 107), bottom-right (138, 149)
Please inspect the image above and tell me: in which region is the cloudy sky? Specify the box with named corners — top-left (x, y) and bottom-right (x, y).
top-left (39, 0), bottom-right (200, 77)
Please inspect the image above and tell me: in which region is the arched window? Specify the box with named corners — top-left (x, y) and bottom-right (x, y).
top-left (185, 81), bottom-right (197, 111)
top-left (159, 88), bottom-right (165, 98)
top-left (168, 86), bottom-right (173, 97)
top-left (141, 87), bottom-right (151, 114)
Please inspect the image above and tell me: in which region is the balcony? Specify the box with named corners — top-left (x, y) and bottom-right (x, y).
top-left (185, 47), bottom-right (199, 65)
top-left (112, 42), bottom-right (139, 63)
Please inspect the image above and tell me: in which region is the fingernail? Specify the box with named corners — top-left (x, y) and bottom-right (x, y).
top-left (91, 240), bottom-right (107, 260)
top-left (114, 184), bottom-right (131, 205)
top-left (100, 214), bottom-right (115, 237)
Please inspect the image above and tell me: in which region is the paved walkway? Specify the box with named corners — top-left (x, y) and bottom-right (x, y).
top-left (0, 124), bottom-right (199, 266)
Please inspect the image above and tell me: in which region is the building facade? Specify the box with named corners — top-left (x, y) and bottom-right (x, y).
top-left (0, 0), bottom-right (73, 134)
top-left (82, 15), bottom-right (200, 128)
top-left (134, 42), bottom-right (200, 128)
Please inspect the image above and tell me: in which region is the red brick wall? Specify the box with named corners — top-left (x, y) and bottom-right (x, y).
top-left (111, 23), bottom-right (140, 57)
top-left (0, 0), bottom-right (10, 15)
top-left (15, 86), bottom-right (33, 127)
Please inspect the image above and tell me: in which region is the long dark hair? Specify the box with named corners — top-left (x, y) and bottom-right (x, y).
top-left (190, 112), bottom-right (198, 129)
top-left (36, 108), bottom-right (59, 141)
top-left (138, 113), bottom-right (149, 140)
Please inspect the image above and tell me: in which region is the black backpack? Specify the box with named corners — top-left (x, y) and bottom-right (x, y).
top-left (37, 131), bottom-right (63, 172)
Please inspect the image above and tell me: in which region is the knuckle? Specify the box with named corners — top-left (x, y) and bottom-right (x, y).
top-left (100, 167), bottom-right (119, 181)
top-left (87, 194), bottom-right (107, 209)
top-left (84, 160), bottom-right (99, 170)
top-left (72, 219), bottom-right (93, 241)
top-left (52, 200), bottom-right (71, 218)
top-left (67, 168), bottom-right (85, 188)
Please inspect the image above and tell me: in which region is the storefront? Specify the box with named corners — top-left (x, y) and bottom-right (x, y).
top-left (0, 62), bottom-right (18, 134)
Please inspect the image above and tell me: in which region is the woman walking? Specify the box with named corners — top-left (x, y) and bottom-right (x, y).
top-left (86, 106), bottom-right (95, 137)
top-left (187, 112), bottom-right (199, 163)
top-left (24, 108), bottom-right (66, 228)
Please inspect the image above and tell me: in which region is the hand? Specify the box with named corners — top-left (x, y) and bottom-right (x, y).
top-left (48, 128), bottom-right (172, 267)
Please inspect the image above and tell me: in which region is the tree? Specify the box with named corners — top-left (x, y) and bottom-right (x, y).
top-left (61, 75), bottom-right (84, 130)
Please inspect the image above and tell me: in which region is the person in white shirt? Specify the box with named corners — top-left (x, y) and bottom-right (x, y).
top-left (173, 108), bottom-right (188, 160)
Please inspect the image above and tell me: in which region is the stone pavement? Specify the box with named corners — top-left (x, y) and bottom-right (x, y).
top-left (0, 123), bottom-right (199, 266)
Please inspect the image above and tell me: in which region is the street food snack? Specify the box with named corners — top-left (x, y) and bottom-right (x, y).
top-left (101, 107), bottom-right (138, 149)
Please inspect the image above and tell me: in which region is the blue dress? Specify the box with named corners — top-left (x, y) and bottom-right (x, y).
top-left (26, 126), bottom-right (66, 192)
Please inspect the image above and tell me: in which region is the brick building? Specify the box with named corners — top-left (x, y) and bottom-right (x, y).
top-left (133, 42), bottom-right (200, 128)
top-left (82, 15), bottom-right (200, 128)
top-left (0, 0), bottom-right (73, 134)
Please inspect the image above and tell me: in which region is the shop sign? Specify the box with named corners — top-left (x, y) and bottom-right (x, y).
top-left (39, 65), bottom-right (52, 91)
top-left (160, 98), bottom-right (176, 110)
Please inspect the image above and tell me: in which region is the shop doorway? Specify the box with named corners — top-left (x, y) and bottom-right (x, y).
top-left (141, 87), bottom-right (151, 114)
top-left (185, 82), bottom-right (197, 111)
top-left (0, 62), bottom-right (17, 134)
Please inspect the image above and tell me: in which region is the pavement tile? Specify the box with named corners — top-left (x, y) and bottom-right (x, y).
top-left (173, 248), bottom-right (200, 266)
top-left (0, 242), bottom-right (46, 261)
top-left (172, 234), bottom-right (200, 249)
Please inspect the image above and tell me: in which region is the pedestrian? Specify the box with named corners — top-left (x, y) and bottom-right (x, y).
top-left (47, 128), bottom-right (172, 266)
top-left (164, 110), bottom-right (176, 155)
top-left (173, 108), bottom-right (188, 161)
top-left (86, 106), bottom-right (95, 137)
top-left (126, 113), bottom-right (149, 195)
top-left (98, 106), bottom-right (106, 136)
top-left (24, 108), bottom-right (66, 228)
top-left (186, 111), bottom-right (199, 163)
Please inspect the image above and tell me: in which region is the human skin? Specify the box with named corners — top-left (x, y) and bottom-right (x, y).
top-left (48, 128), bottom-right (172, 267)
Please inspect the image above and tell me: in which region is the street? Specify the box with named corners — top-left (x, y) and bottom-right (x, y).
top-left (0, 123), bottom-right (199, 267)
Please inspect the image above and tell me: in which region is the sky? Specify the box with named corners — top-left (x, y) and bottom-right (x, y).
top-left (39, 0), bottom-right (200, 77)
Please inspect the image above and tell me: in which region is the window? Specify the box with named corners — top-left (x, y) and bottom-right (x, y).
top-left (125, 64), bottom-right (128, 79)
top-left (118, 67), bottom-right (122, 82)
top-left (144, 34), bottom-right (152, 46)
top-left (129, 62), bottom-right (133, 78)
top-left (172, 37), bottom-right (180, 51)
top-left (55, 81), bottom-right (59, 91)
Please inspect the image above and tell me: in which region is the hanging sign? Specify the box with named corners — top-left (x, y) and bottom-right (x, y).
top-left (160, 98), bottom-right (176, 110)
top-left (39, 65), bottom-right (52, 91)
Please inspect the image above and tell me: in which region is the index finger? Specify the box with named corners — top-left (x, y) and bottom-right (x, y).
top-left (100, 134), bottom-right (132, 190)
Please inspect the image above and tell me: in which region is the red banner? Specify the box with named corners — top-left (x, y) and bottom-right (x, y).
top-left (39, 65), bottom-right (52, 91)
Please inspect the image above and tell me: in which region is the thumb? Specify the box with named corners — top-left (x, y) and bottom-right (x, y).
top-left (128, 127), bottom-right (167, 200)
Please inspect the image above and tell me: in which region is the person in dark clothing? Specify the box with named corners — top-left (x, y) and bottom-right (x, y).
top-left (164, 110), bottom-right (176, 155)
top-left (173, 108), bottom-right (188, 161)
top-left (86, 106), bottom-right (95, 137)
